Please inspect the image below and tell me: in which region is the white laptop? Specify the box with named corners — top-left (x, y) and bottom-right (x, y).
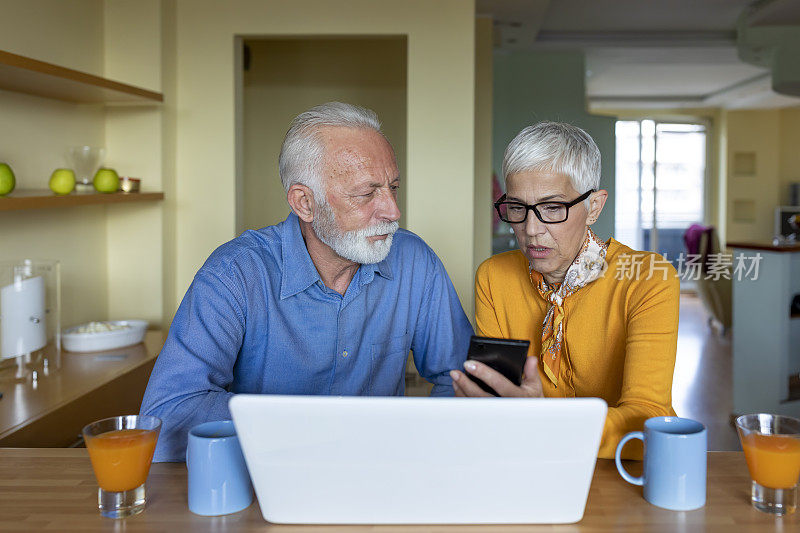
top-left (229, 395), bottom-right (607, 525)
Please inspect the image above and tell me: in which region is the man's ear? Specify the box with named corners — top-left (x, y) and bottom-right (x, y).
top-left (287, 184), bottom-right (317, 223)
top-left (587, 189), bottom-right (608, 225)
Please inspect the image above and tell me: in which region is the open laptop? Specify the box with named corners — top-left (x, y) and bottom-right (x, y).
top-left (229, 395), bottom-right (607, 524)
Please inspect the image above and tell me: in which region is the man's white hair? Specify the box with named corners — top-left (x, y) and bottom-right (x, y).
top-left (502, 121), bottom-right (601, 196)
top-left (278, 102), bottom-right (383, 202)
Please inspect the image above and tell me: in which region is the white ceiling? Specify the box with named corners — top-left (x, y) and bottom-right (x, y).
top-left (477, 0), bottom-right (800, 109)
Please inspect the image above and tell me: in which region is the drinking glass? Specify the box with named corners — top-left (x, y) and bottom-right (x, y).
top-left (736, 413), bottom-right (800, 515)
top-left (82, 415), bottom-right (161, 518)
top-left (68, 146), bottom-right (104, 193)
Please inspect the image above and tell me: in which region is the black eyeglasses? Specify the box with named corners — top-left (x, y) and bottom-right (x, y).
top-left (494, 189), bottom-right (595, 224)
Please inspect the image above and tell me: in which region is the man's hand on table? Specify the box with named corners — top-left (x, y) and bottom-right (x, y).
top-left (450, 355), bottom-right (544, 398)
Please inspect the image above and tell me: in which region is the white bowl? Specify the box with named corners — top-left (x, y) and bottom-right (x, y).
top-left (62, 320), bottom-right (148, 352)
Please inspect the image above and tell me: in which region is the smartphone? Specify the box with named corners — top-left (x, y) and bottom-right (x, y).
top-left (465, 335), bottom-right (530, 396)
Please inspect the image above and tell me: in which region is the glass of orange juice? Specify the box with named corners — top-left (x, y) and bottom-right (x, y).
top-left (736, 414), bottom-right (800, 515)
top-left (82, 415), bottom-right (162, 518)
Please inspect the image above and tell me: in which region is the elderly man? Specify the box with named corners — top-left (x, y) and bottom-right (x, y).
top-left (141, 102), bottom-right (473, 461)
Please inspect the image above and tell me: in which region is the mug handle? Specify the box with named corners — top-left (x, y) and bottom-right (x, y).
top-left (615, 431), bottom-right (644, 486)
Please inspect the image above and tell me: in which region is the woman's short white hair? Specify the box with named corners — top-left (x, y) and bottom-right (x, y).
top-left (502, 121), bottom-right (601, 194)
top-left (278, 102), bottom-right (382, 201)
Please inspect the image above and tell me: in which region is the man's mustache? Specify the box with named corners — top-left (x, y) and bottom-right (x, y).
top-left (355, 221), bottom-right (399, 238)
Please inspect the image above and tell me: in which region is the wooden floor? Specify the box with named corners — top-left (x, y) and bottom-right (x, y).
top-left (673, 294), bottom-right (739, 451)
top-left (407, 294), bottom-right (740, 451)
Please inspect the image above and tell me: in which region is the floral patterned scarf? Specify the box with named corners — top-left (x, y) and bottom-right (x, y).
top-left (530, 228), bottom-right (608, 387)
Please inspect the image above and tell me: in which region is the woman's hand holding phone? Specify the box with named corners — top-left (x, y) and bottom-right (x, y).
top-left (451, 356), bottom-right (544, 398)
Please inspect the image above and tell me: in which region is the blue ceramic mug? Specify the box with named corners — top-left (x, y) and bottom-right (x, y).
top-left (187, 420), bottom-right (253, 516)
top-left (615, 416), bottom-right (707, 511)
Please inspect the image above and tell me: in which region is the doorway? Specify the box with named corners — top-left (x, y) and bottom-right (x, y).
top-left (615, 119), bottom-right (708, 270)
top-left (238, 37), bottom-right (407, 234)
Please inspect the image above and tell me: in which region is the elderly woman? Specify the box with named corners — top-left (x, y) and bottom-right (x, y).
top-left (450, 122), bottom-right (679, 459)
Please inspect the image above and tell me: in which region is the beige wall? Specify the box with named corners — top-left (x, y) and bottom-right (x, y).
top-left (0, 0), bottom-right (103, 73)
top-left (723, 105), bottom-right (800, 242)
top-left (159, 0), bottom-right (179, 328)
top-left (473, 17), bottom-right (492, 289)
top-left (241, 38), bottom-right (407, 233)
top-left (725, 109), bottom-right (781, 242)
top-left (0, 1), bottom-right (108, 328)
top-left (103, 0), bottom-right (162, 92)
top-left (174, 0), bottom-right (476, 315)
top-left (104, 0), bottom-right (165, 325)
top-left (717, 110), bottom-right (728, 244)
top-left (780, 107), bottom-right (800, 205)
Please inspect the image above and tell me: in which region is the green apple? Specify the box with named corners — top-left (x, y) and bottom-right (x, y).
top-left (49, 168), bottom-right (76, 195)
top-left (0, 162), bottom-right (15, 196)
top-left (93, 167), bottom-right (119, 193)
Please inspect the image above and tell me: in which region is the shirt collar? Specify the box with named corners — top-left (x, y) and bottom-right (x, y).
top-left (359, 255), bottom-right (393, 285)
top-left (279, 213), bottom-right (394, 299)
top-left (280, 212), bottom-right (322, 299)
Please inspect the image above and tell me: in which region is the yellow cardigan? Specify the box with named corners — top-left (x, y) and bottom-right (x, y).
top-left (475, 239), bottom-right (679, 459)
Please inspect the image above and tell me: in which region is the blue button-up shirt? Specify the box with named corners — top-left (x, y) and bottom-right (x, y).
top-left (141, 213), bottom-right (473, 461)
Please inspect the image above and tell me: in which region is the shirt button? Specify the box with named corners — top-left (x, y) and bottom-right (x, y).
top-left (342, 351), bottom-right (348, 357)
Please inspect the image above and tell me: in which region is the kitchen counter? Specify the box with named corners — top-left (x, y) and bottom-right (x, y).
top-left (0, 330), bottom-right (165, 447)
top-left (727, 241), bottom-right (800, 253)
top-left (729, 242), bottom-right (800, 415)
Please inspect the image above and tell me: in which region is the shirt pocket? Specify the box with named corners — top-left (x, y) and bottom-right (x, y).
top-left (369, 332), bottom-right (410, 395)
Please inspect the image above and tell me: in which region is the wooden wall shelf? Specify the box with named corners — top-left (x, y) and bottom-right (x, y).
top-left (0, 190), bottom-right (164, 211)
top-left (0, 49), bottom-right (163, 104)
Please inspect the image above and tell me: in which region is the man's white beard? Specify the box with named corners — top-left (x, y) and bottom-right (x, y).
top-left (312, 202), bottom-right (399, 265)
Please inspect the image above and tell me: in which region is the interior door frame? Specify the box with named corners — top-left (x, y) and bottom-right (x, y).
top-left (619, 116), bottom-right (711, 254)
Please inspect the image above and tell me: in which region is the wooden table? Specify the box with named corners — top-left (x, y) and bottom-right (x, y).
top-left (0, 331), bottom-right (165, 447)
top-left (0, 449), bottom-right (795, 531)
